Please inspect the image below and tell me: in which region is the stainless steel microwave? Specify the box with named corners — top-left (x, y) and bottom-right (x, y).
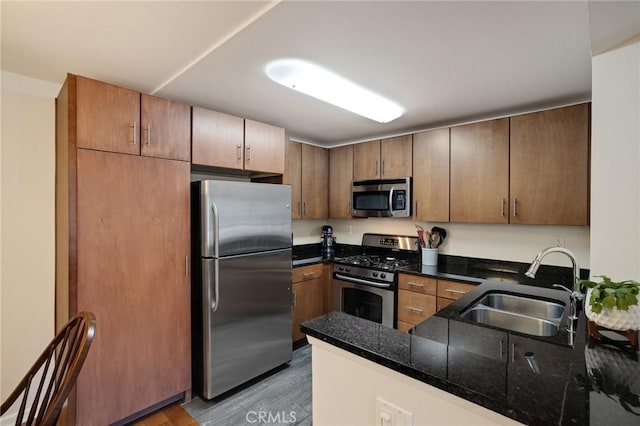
top-left (352, 177), bottom-right (411, 218)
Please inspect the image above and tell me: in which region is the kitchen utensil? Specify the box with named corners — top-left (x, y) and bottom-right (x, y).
top-left (431, 226), bottom-right (447, 247)
top-left (430, 232), bottom-right (441, 248)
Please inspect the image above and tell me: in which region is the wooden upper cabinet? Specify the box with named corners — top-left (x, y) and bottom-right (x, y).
top-left (140, 94), bottom-right (190, 161)
top-left (353, 140), bottom-right (381, 180)
top-left (329, 145), bottom-right (354, 219)
top-left (244, 119), bottom-right (285, 174)
top-left (192, 107), bottom-right (244, 169)
top-left (450, 118), bottom-right (509, 223)
top-left (509, 104), bottom-right (589, 225)
top-left (76, 75), bottom-right (140, 155)
top-left (301, 144), bottom-right (329, 219)
top-left (284, 140), bottom-right (302, 219)
top-left (413, 129), bottom-right (449, 222)
top-left (380, 135), bottom-right (412, 178)
top-left (353, 136), bottom-right (412, 181)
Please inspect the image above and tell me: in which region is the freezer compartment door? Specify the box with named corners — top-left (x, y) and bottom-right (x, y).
top-left (197, 180), bottom-right (292, 257)
top-left (200, 248), bottom-right (292, 399)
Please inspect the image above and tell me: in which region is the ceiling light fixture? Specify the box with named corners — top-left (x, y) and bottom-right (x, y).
top-left (265, 58), bottom-right (403, 123)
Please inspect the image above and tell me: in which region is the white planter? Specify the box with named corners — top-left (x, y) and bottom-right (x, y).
top-left (585, 288), bottom-right (640, 331)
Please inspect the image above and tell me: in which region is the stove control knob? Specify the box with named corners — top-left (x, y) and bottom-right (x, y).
top-left (339, 266), bottom-right (345, 272)
top-left (380, 273), bottom-right (387, 279)
top-left (372, 271), bottom-right (379, 277)
top-left (346, 267), bottom-right (351, 272)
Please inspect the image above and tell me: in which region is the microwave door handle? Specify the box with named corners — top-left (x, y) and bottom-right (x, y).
top-left (388, 187), bottom-right (395, 217)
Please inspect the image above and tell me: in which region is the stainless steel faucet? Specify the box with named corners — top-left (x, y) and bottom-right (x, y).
top-left (525, 247), bottom-right (583, 334)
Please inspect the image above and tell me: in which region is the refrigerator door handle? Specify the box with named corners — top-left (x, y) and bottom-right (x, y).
top-left (202, 259), bottom-right (220, 315)
top-left (211, 202), bottom-right (219, 258)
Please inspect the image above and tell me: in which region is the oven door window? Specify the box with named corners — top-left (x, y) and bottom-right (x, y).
top-left (353, 191), bottom-right (389, 211)
top-left (341, 287), bottom-right (383, 324)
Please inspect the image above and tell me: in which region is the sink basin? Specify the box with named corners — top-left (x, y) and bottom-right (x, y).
top-left (460, 306), bottom-right (560, 337)
top-left (459, 291), bottom-right (566, 337)
top-left (474, 293), bottom-right (564, 321)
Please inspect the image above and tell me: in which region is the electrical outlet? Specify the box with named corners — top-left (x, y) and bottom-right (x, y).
top-left (554, 236), bottom-right (565, 247)
top-left (376, 398), bottom-right (413, 426)
top-left (346, 225), bottom-right (353, 235)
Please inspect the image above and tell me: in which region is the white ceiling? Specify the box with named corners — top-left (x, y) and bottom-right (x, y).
top-left (2, 1), bottom-right (639, 146)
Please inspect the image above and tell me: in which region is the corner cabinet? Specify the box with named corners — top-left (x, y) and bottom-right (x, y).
top-left (284, 141), bottom-right (328, 219)
top-left (329, 145), bottom-right (354, 219)
top-left (353, 135), bottom-right (412, 181)
top-left (509, 103), bottom-right (589, 225)
top-left (192, 107), bottom-right (285, 174)
top-left (56, 74), bottom-right (191, 425)
top-left (76, 74), bottom-right (190, 161)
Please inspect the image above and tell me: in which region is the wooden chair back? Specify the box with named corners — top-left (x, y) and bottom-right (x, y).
top-left (1, 312), bottom-right (96, 426)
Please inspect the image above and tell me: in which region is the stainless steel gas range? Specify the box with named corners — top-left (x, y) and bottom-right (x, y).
top-left (332, 233), bottom-right (419, 328)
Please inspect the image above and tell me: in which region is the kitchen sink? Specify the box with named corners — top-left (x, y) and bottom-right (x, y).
top-left (474, 293), bottom-right (564, 321)
top-left (459, 291), bottom-right (566, 337)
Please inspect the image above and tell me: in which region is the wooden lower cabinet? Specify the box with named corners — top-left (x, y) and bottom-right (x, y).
top-left (292, 263), bottom-right (328, 342)
top-left (396, 274), bottom-right (437, 330)
top-left (436, 279), bottom-right (477, 308)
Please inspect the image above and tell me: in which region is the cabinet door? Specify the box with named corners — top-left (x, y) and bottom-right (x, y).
top-left (244, 119), bottom-right (285, 174)
top-left (353, 140), bottom-right (381, 181)
top-left (448, 319), bottom-right (507, 400)
top-left (76, 75), bottom-right (140, 155)
top-left (381, 135), bottom-right (412, 178)
top-left (450, 118), bottom-right (509, 223)
top-left (75, 150), bottom-right (190, 425)
top-left (292, 277), bottom-right (325, 342)
top-left (329, 145), bottom-right (354, 218)
top-left (413, 129), bottom-right (449, 222)
top-left (141, 94), bottom-right (190, 162)
top-left (507, 335), bottom-right (572, 423)
top-left (284, 141), bottom-right (302, 219)
top-left (510, 104), bottom-right (589, 225)
top-left (301, 144), bottom-right (328, 219)
top-left (192, 107), bottom-right (244, 169)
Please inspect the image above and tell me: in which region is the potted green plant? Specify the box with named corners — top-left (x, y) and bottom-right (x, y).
top-left (580, 276), bottom-right (640, 331)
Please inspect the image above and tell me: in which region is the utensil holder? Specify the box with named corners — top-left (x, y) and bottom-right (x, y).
top-left (421, 248), bottom-right (438, 266)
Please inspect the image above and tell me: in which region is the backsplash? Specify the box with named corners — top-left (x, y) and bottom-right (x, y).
top-left (293, 218), bottom-right (590, 268)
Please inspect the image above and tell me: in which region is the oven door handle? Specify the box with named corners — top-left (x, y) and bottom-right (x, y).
top-left (335, 273), bottom-right (392, 288)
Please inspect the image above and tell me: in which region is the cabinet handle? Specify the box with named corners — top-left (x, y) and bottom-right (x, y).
top-left (499, 339), bottom-right (504, 360)
top-left (144, 124), bottom-right (152, 146)
top-left (407, 306), bottom-right (424, 314)
top-left (501, 198), bottom-right (505, 216)
top-left (302, 202), bottom-right (306, 216)
top-left (374, 160), bottom-right (378, 176)
top-left (511, 343), bottom-right (516, 363)
top-left (407, 282), bottom-right (425, 288)
top-left (246, 145), bottom-right (251, 162)
top-left (414, 200), bottom-right (418, 217)
top-left (131, 122), bottom-right (137, 145)
top-left (303, 272), bottom-right (317, 278)
top-left (381, 159), bottom-right (385, 175)
top-left (292, 291), bottom-right (296, 306)
top-left (236, 144), bottom-right (242, 161)
top-left (185, 255), bottom-right (189, 276)
top-left (513, 197), bottom-right (518, 217)
top-left (445, 288), bottom-right (466, 295)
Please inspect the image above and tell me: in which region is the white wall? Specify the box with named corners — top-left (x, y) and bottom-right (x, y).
top-left (590, 37), bottom-right (640, 281)
top-left (294, 218), bottom-right (590, 268)
top-left (1, 72), bottom-right (59, 420)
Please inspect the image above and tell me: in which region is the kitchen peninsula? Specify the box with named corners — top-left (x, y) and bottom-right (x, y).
top-left (300, 252), bottom-right (640, 426)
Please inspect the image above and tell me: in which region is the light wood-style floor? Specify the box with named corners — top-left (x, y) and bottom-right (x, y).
top-left (131, 344), bottom-right (312, 425)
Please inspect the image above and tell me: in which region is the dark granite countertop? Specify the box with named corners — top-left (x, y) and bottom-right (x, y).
top-left (302, 292), bottom-right (640, 425)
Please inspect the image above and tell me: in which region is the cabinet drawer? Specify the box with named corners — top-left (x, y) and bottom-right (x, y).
top-left (396, 320), bottom-right (414, 332)
top-left (437, 296), bottom-right (455, 311)
top-left (398, 274), bottom-right (437, 295)
top-left (397, 290), bottom-right (436, 325)
top-left (292, 263), bottom-right (324, 283)
top-left (437, 280), bottom-right (476, 300)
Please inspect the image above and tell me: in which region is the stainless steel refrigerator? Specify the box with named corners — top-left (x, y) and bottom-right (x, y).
top-left (191, 180), bottom-right (293, 399)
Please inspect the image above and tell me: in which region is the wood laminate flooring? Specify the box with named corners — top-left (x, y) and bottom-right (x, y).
top-left (183, 344), bottom-right (312, 425)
